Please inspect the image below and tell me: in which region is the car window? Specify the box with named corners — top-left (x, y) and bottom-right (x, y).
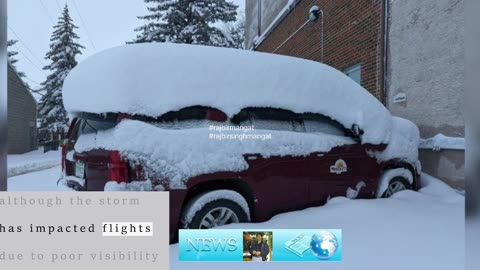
top-left (153, 119), bottom-right (219, 129)
top-left (300, 113), bottom-right (349, 137)
top-left (234, 107), bottom-right (296, 132)
top-left (80, 119), bottom-right (117, 135)
top-left (73, 113), bottom-right (118, 140)
top-left (250, 119), bottom-right (294, 131)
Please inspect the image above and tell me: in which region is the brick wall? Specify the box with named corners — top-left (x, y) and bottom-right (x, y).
top-left (254, 0), bottom-right (385, 101)
top-left (7, 64), bottom-right (38, 154)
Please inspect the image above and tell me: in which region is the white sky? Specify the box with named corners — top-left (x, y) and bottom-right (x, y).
top-left (7, 0), bottom-right (245, 97)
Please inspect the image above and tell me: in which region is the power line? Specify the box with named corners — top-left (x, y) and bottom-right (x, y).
top-left (20, 75), bottom-right (42, 85)
top-left (9, 42), bottom-right (46, 74)
top-left (39, 0), bottom-right (56, 25)
top-left (7, 26), bottom-right (47, 68)
top-left (55, 0), bottom-right (62, 11)
top-left (71, 0), bottom-right (96, 51)
top-left (31, 88), bottom-right (46, 94)
top-left (7, 29), bottom-right (48, 87)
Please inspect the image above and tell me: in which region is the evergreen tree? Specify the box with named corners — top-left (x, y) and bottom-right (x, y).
top-left (132, 0), bottom-right (238, 47)
top-left (224, 13), bottom-right (245, 49)
top-left (7, 39), bottom-right (26, 78)
top-left (38, 4), bottom-right (84, 136)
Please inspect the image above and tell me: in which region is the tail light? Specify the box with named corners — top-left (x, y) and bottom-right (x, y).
top-left (108, 151), bottom-right (129, 183)
top-left (61, 144), bottom-right (67, 172)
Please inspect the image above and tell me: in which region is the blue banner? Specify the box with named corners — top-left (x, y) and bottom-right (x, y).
top-left (178, 229), bottom-right (342, 262)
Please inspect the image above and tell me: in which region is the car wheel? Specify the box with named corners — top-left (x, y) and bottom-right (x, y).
top-left (182, 190), bottom-right (250, 229)
top-left (381, 177), bottom-right (412, 198)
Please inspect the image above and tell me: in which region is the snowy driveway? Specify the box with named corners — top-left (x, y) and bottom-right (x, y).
top-left (7, 149), bottom-right (64, 191)
top-left (8, 166), bottom-right (65, 191)
top-left (7, 149), bottom-right (61, 177)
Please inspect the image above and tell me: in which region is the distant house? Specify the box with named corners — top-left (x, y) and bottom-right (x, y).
top-left (7, 63), bottom-right (38, 154)
top-left (245, 0), bottom-right (464, 189)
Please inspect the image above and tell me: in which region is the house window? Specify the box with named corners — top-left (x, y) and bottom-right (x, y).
top-left (344, 64), bottom-right (362, 85)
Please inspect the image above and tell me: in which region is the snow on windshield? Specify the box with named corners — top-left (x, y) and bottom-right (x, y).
top-left (62, 43), bottom-right (392, 145)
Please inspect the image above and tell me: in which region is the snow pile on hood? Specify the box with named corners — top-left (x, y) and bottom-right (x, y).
top-left (369, 116), bottom-right (421, 171)
top-left (63, 43), bottom-right (392, 145)
top-left (74, 119), bottom-right (355, 188)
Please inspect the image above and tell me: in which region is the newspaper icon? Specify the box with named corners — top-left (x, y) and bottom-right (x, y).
top-left (284, 233), bottom-right (312, 257)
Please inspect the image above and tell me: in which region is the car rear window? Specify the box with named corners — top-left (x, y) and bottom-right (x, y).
top-left (72, 113), bottom-right (117, 141)
top-left (80, 119), bottom-right (117, 135)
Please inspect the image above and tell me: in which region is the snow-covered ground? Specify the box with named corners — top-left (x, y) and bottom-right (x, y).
top-left (170, 173), bottom-right (464, 270)
top-left (6, 149), bottom-right (464, 269)
top-left (7, 148), bottom-right (61, 177)
top-left (7, 165), bottom-right (66, 191)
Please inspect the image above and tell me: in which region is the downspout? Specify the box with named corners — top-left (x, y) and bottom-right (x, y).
top-left (257, 0), bottom-right (262, 37)
top-left (383, 0), bottom-right (390, 105)
top-left (319, 9), bottom-right (325, 62)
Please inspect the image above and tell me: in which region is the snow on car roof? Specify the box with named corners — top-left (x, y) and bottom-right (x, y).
top-left (62, 43), bottom-right (392, 144)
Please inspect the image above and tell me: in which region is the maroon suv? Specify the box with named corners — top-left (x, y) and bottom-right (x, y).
top-left (61, 106), bottom-right (420, 242)
top-left (59, 43), bottom-right (421, 243)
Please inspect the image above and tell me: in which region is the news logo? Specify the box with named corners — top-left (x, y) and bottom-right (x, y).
top-left (178, 229), bottom-right (242, 261)
top-left (178, 229), bottom-right (342, 262)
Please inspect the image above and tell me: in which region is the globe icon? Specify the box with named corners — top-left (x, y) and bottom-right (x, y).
top-left (310, 230), bottom-right (339, 260)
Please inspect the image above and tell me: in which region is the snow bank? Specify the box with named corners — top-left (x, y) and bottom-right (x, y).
top-left (8, 166), bottom-right (72, 192)
top-left (7, 149), bottom-right (61, 177)
top-left (63, 43), bottom-right (392, 145)
top-left (74, 119), bottom-right (355, 188)
top-left (419, 173), bottom-right (465, 202)
top-left (170, 174), bottom-right (464, 270)
top-left (369, 116), bottom-right (421, 170)
top-left (419, 133), bottom-right (465, 150)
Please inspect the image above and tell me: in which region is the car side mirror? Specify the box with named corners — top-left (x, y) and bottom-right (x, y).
top-left (351, 124), bottom-right (364, 138)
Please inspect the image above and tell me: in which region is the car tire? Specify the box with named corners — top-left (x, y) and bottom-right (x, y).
top-left (381, 176), bottom-right (412, 198)
top-left (182, 191), bottom-right (250, 229)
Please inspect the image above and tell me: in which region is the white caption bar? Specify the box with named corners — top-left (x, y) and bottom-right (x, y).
top-left (102, 222), bottom-right (153, 237)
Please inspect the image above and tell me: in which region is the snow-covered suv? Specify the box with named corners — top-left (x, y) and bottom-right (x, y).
top-left (60, 43), bottom-right (421, 242)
